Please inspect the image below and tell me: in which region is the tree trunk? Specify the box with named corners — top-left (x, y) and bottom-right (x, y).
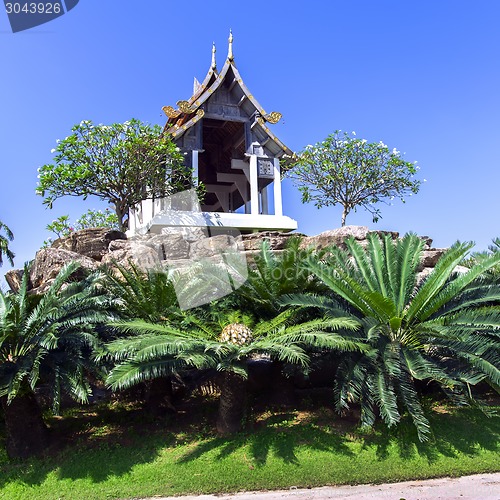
top-left (1, 392), bottom-right (49, 459)
top-left (113, 202), bottom-right (128, 232)
top-left (216, 372), bottom-right (247, 435)
top-left (269, 360), bottom-right (297, 406)
top-left (341, 207), bottom-right (348, 227)
top-left (144, 377), bottom-right (175, 414)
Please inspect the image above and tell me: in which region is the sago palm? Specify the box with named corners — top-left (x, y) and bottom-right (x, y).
top-left (99, 262), bottom-right (185, 410)
top-left (235, 236), bottom-right (325, 319)
top-left (284, 233), bottom-right (500, 441)
top-left (0, 262), bottom-right (114, 458)
top-left (103, 299), bottom-right (362, 434)
top-left (101, 262), bottom-right (182, 327)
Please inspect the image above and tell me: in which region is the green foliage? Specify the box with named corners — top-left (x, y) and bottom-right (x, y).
top-left (465, 238), bottom-right (500, 278)
top-left (0, 220), bottom-right (14, 267)
top-left (0, 262), bottom-right (115, 413)
top-left (100, 262), bottom-right (182, 326)
top-left (100, 238), bottom-right (363, 392)
top-left (284, 233), bottom-right (500, 441)
top-left (75, 208), bottom-right (121, 232)
top-left (235, 236), bottom-right (325, 319)
top-left (45, 215), bottom-right (72, 239)
top-left (287, 131), bottom-right (422, 226)
top-left (36, 119), bottom-right (188, 230)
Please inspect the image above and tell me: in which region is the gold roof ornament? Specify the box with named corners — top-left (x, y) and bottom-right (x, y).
top-left (228, 29), bottom-right (234, 61)
top-left (211, 42), bottom-right (217, 70)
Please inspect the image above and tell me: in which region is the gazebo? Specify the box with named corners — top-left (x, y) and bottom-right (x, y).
top-left (128, 32), bottom-right (297, 235)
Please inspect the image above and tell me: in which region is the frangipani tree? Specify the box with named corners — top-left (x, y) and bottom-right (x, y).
top-left (288, 131), bottom-right (422, 226)
top-left (36, 119), bottom-right (188, 230)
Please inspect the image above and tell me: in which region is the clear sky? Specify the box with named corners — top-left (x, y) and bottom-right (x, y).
top-left (1, 1), bottom-right (500, 281)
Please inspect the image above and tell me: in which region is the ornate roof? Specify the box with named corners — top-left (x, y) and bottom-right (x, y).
top-left (162, 31), bottom-right (293, 158)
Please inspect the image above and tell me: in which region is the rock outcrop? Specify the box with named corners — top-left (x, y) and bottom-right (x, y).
top-left (29, 248), bottom-right (98, 294)
top-left (51, 228), bottom-right (127, 261)
top-left (5, 225), bottom-right (455, 294)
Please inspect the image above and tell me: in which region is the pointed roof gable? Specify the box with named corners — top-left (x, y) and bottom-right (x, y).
top-left (162, 32), bottom-right (293, 158)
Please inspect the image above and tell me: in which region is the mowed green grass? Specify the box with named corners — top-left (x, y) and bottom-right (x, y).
top-left (0, 401), bottom-right (498, 500)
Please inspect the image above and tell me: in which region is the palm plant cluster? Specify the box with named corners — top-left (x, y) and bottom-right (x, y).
top-left (0, 233), bottom-right (499, 458)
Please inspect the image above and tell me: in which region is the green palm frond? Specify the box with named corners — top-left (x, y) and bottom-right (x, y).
top-left (0, 263), bottom-right (112, 412)
top-left (299, 232), bottom-right (500, 440)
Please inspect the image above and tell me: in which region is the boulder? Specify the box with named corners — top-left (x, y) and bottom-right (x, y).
top-left (420, 249), bottom-right (447, 268)
top-left (102, 239), bottom-right (160, 271)
top-left (301, 226), bottom-right (401, 251)
top-left (242, 231), bottom-right (306, 251)
top-left (5, 269), bottom-right (24, 293)
top-left (51, 228), bottom-right (127, 261)
top-left (29, 248), bottom-right (98, 294)
top-left (143, 233), bottom-right (190, 260)
top-left (189, 234), bottom-right (242, 259)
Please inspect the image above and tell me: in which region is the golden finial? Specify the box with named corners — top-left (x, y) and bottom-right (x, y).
top-left (228, 29), bottom-right (234, 61)
top-left (211, 42), bottom-right (217, 69)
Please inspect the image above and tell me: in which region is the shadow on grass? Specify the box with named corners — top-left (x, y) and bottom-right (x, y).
top-left (359, 406), bottom-right (500, 464)
top-left (0, 402), bottom-right (498, 489)
top-left (178, 418), bottom-right (355, 466)
top-left (0, 402), bottom-right (180, 488)
top-left (178, 406), bottom-right (500, 468)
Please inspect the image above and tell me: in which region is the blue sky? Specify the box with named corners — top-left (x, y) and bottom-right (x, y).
top-left (1, 1), bottom-right (500, 281)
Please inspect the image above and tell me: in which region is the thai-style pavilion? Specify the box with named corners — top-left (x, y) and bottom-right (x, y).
top-left (128, 32), bottom-right (298, 235)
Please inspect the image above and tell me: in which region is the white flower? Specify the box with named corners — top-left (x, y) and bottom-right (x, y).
top-left (56, 139), bottom-right (60, 144)
top-left (423, 179), bottom-right (427, 182)
top-left (37, 167), bottom-right (41, 172)
top-left (361, 139), bottom-right (367, 144)
top-left (51, 148), bottom-right (56, 153)
top-left (352, 131), bottom-right (356, 136)
top-left (392, 148), bottom-right (399, 155)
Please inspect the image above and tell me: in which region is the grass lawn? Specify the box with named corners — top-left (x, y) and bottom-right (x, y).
top-left (0, 396), bottom-right (498, 500)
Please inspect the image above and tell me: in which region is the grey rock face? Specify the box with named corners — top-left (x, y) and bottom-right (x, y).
top-left (29, 248), bottom-right (98, 293)
top-left (51, 228), bottom-right (126, 261)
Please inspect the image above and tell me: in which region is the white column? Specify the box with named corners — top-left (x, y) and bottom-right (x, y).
top-left (192, 150), bottom-right (199, 186)
top-left (273, 158), bottom-right (283, 216)
top-left (261, 186), bottom-right (269, 214)
top-left (129, 207), bottom-right (136, 232)
top-left (142, 199), bottom-right (153, 224)
top-left (249, 154), bottom-right (259, 215)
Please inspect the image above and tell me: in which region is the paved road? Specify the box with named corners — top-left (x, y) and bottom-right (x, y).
top-left (155, 472), bottom-right (500, 500)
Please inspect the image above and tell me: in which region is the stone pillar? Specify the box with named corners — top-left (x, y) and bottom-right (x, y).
top-left (273, 158), bottom-right (283, 216)
top-left (249, 154), bottom-right (259, 215)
